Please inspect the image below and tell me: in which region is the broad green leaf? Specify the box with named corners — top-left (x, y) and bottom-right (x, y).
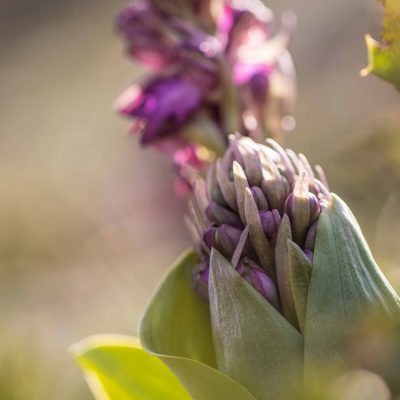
top-left (362, 0), bottom-right (400, 90)
top-left (71, 335), bottom-right (190, 400)
top-left (305, 194), bottom-right (400, 372)
top-left (140, 249), bottom-right (257, 400)
top-left (209, 249), bottom-right (303, 400)
top-left (140, 250), bottom-right (215, 366)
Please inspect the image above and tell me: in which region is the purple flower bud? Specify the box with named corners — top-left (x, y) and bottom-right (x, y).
top-left (260, 209), bottom-right (281, 239)
top-left (284, 189), bottom-right (321, 244)
top-left (116, 75), bottom-right (203, 145)
top-left (203, 227), bottom-right (217, 248)
top-left (215, 224), bottom-right (243, 259)
top-left (236, 258), bottom-right (280, 310)
top-left (206, 201), bottom-right (243, 228)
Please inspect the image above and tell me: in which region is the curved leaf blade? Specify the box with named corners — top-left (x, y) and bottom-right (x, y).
top-left (209, 249), bottom-right (303, 400)
top-left (71, 335), bottom-right (191, 400)
top-left (305, 194), bottom-right (400, 371)
top-left (140, 249), bottom-right (215, 366)
top-left (140, 249), bottom-right (257, 400)
top-left (149, 356), bottom-right (259, 400)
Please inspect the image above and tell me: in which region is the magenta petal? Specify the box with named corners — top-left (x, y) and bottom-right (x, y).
top-left (117, 75), bottom-right (203, 145)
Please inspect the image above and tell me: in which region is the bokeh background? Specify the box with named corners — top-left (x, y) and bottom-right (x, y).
top-left (1, 0), bottom-right (399, 398)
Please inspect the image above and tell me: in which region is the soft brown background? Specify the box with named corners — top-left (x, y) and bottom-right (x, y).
top-left (1, 0), bottom-right (399, 398)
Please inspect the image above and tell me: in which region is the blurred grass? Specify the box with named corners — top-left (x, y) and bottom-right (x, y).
top-left (0, 0), bottom-right (399, 398)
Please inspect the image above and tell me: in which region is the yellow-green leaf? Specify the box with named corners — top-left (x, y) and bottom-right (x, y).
top-left (362, 0), bottom-right (400, 90)
top-left (140, 250), bottom-right (215, 366)
top-left (71, 335), bottom-right (191, 400)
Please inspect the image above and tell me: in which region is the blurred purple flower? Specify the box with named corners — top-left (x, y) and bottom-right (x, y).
top-left (116, 0), bottom-right (219, 70)
top-left (116, 75), bottom-right (203, 145)
top-left (116, 0), bottom-right (296, 190)
top-left (116, 1), bottom-right (176, 68)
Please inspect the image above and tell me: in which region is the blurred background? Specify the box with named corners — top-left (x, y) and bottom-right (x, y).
top-left (1, 0), bottom-right (399, 398)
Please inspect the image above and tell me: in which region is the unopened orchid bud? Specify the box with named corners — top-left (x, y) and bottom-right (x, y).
top-left (260, 209), bottom-right (281, 242)
top-left (203, 226), bottom-right (217, 248)
top-left (236, 257), bottom-right (281, 310)
top-left (186, 134), bottom-right (331, 324)
top-left (215, 224), bottom-right (243, 259)
top-left (284, 173), bottom-right (322, 245)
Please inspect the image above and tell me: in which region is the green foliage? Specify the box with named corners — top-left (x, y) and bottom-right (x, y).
top-left (362, 0), bottom-right (400, 90)
top-left (208, 249), bottom-right (303, 400)
top-left (72, 335), bottom-right (191, 400)
top-left (139, 250), bottom-right (216, 367)
top-left (305, 194), bottom-right (400, 373)
top-left (139, 250), bottom-right (257, 400)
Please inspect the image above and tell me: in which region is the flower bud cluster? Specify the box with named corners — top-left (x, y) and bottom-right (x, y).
top-left (187, 134), bottom-right (331, 327)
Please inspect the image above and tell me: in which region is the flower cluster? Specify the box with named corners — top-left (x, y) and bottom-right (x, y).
top-left (115, 0), bottom-right (296, 191)
top-left (187, 134), bottom-right (331, 329)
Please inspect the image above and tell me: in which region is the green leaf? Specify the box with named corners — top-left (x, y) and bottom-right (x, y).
top-left (140, 249), bottom-right (258, 400)
top-left (288, 239), bottom-right (312, 333)
top-left (140, 250), bottom-right (215, 366)
top-left (305, 194), bottom-right (400, 371)
top-left (362, 0), bottom-right (400, 90)
top-left (209, 249), bottom-right (303, 400)
top-left (71, 335), bottom-right (191, 400)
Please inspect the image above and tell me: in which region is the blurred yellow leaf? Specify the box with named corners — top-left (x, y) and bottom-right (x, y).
top-left (71, 335), bottom-right (191, 400)
top-left (362, 0), bottom-right (400, 90)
